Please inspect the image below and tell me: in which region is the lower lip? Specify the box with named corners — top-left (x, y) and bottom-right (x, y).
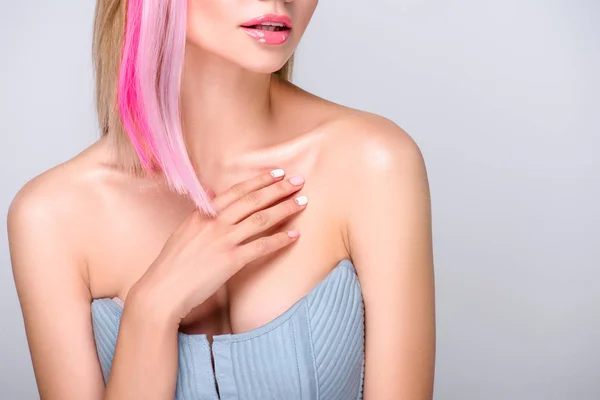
top-left (241, 27), bottom-right (291, 45)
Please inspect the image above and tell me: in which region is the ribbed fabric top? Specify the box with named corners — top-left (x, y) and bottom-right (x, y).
top-left (91, 258), bottom-right (365, 399)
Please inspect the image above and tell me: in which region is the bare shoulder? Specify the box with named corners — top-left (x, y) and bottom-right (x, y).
top-left (7, 138), bottom-right (112, 397)
top-left (314, 107), bottom-right (435, 399)
top-left (312, 101), bottom-right (428, 194)
top-left (8, 138), bottom-right (106, 228)
top-left (281, 79), bottom-right (425, 174)
top-left (7, 138), bottom-right (110, 274)
top-left (304, 99), bottom-right (431, 266)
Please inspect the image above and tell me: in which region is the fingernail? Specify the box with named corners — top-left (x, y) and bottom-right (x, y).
top-left (295, 195), bottom-right (308, 206)
top-left (289, 176), bottom-right (305, 186)
top-left (270, 169), bottom-right (285, 178)
top-left (287, 230), bottom-right (300, 238)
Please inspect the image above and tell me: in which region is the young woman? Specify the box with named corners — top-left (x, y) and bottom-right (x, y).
top-left (8, 0), bottom-right (435, 399)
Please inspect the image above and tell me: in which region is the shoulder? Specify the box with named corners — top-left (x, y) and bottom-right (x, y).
top-left (311, 105), bottom-right (431, 262)
top-left (319, 113), bottom-right (435, 399)
top-left (281, 79), bottom-right (425, 176)
top-left (7, 139), bottom-right (117, 397)
top-left (7, 138), bottom-right (110, 270)
top-left (8, 139), bottom-right (105, 226)
top-left (316, 105), bottom-right (428, 200)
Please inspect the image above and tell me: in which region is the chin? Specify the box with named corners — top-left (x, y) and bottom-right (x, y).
top-left (195, 43), bottom-right (293, 75)
top-left (186, 37), bottom-right (293, 74)
top-left (237, 57), bottom-right (291, 74)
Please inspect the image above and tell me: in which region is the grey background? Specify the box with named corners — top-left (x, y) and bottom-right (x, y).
top-left (1, 0), bottom-right (598, 399)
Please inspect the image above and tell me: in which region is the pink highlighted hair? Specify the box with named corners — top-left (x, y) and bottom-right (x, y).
top-left (92, 0), bottom-right (294, 217)
top-left (117, 0), bottom-right (216, 216)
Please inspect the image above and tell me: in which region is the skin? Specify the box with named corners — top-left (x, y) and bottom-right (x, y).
top-left (7, 0), bottom-right (435, 399)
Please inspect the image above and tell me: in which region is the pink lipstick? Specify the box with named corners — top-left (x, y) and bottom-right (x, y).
top-left (240, 13), bottom-right (292, 45)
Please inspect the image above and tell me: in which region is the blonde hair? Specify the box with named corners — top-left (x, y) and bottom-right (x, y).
top-left (92, 0), bottom-right (294, 215)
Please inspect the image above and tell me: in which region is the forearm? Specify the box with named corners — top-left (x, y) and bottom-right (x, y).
top-left (104, 290), bottom-right (180, 400)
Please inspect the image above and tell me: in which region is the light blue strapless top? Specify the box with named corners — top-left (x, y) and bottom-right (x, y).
top-left (91, 259), bottom-right (365, 399)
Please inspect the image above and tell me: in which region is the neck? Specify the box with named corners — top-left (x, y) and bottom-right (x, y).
top-left (180, 45), bottom-right (281, 181)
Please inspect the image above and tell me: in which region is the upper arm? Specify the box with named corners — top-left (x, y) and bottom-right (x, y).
top-left (7, 176), bottom-right (105, 399)
top-left (344, 116), bottom-right (435, 399)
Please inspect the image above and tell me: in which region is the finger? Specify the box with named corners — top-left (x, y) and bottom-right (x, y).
top-left (228, 195), bottom-right (308, 245)
top-left (234, 230), bottom-right (300, 268)
top-left (206, 187), bottom-right (216, 200)
top-left (211, 169), bottom-right (286, 213)
top-left (218, 175), bottom-right (305, 225)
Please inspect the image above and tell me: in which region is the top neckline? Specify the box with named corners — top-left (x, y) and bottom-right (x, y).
top-left (91, 258), bottom-right (357, 343)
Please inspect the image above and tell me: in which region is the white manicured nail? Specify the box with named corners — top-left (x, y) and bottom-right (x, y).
top-left (295, 195), bottom-right (308, 206)
top-left (270, 169), bottom-right (285, 178)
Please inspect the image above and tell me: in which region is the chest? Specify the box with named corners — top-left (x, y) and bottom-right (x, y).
top-left (91, 259), bottom-right (365, 399)
top-left (87, 175), bottom-right (349, 338)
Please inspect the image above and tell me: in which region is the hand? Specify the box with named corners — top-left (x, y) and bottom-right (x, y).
top-left (128, 169), bottom-right (308, 326)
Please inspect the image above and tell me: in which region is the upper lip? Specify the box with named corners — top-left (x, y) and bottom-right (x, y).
top-left (240, 13), bottom-right (292, 29)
